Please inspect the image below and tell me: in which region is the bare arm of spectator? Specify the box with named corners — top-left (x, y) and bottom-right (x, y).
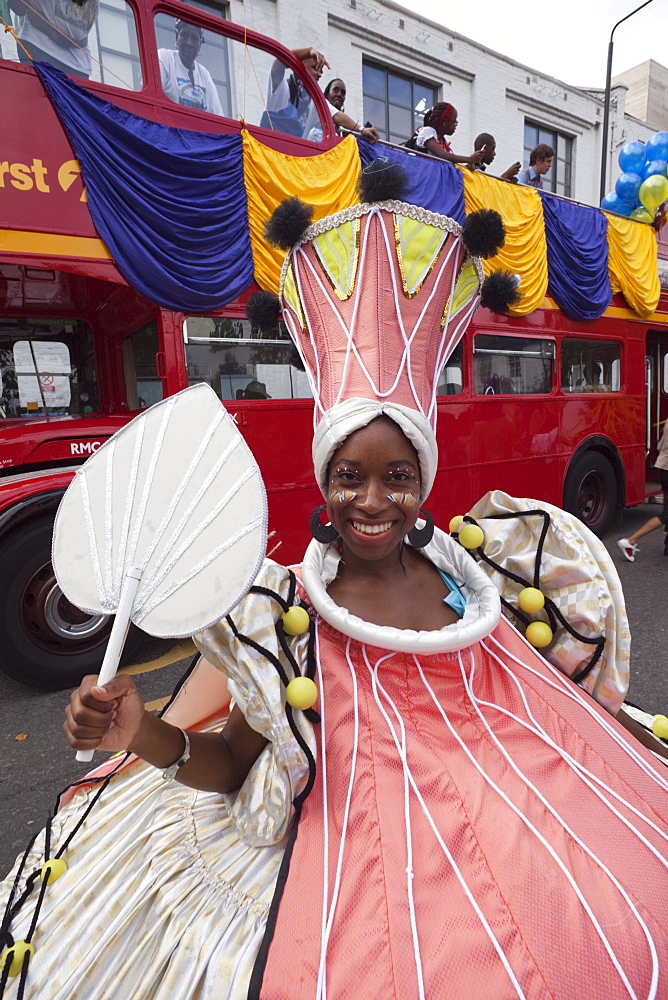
top-left (270, 46), bottom-right (329, 89)
top-left (333, 111), bottom-right (379, 142)
top-left (423, 137), bottom-right (485, 167)
top-left (500, 161), bottom-right (521, 181)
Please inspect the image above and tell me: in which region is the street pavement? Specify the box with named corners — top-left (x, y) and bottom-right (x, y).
top-left (1, 504), bottom-right (666, 877)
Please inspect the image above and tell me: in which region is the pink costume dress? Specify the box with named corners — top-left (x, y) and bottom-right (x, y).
top-left (2, 531), bottom-right (668, 1000)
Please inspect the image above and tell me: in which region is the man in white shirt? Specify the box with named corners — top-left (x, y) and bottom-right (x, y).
top-left (10, 0), bottom-right (98, 79)
top-left (159, 19), bottom-right (223, 116)
top-left (265, 49), bottom-right (378, 143)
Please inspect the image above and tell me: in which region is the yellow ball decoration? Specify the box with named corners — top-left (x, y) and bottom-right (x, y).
top-left (526, 621), bottom-right (553, 648)
top-left (281, 605), bottom-right (310, 636)
top-left (458, 523), bottom-right (484, 550)
top-left (40, 858), bottom-right (68, 885)
top-left (449, 515), bottom-right (464, 533)
top-left (1, 941), bottom-right (35, 977)
top-left (652, 717), bottom-right (668, 740)
top-left (518, 587), bottom-right (545, 614)
top-left (285, 677), bottom-right (318, 711)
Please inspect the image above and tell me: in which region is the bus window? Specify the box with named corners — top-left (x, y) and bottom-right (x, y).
top-left (473, 335), bottom-right (555, 395)
top-left (4, 0), bottom-right (141, 92)
top-left (561, 339), bottom-right (621, 393)
top-left (153, 13), bottom-right (326, 138)
top-left (183, 316), bottom-right (312, 401)
top-left (0, 318), bottom-right (97, 418)
top-left (122, 321), bottom-right (161, 410)
top-left (436, 341), bottom-right (463, 395)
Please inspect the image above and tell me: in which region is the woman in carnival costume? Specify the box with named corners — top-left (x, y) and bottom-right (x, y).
top-left (2, 162), bottom-right (668, 1000)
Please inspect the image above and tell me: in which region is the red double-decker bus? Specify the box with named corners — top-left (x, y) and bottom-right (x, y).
top-left (1, 0), bottom-right (667, 689)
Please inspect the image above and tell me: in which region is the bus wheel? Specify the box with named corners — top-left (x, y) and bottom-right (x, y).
top-left (0, 518), bottom-right (142, 690)
top-left (563, 452), bottom-right (617, 538)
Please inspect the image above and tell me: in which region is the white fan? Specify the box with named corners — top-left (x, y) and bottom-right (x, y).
top-left (52, 383), bottom-right (268, 760)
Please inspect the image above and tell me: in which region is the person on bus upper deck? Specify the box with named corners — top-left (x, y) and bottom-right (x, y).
top-left (517, 143), bottom-right (554, 189)
top-left (9, 0), bottom-right (98, 79)
top-left (306, 76), bottom-right (380, 143)
top-left (472, 133), bottom-right (521, 182)
top-left (266, 53), bottom-right (378, 143)
top-left (158, 19), bottom-right (223, 116)
top-left (403, 104), bottom-right (484, 167)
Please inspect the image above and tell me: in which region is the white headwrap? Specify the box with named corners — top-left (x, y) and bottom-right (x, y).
top-left (311, 398), bottom-right (438, 501)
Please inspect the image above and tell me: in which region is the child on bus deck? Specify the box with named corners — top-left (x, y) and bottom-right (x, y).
top-left (404, 103), bottom-right (484, 167)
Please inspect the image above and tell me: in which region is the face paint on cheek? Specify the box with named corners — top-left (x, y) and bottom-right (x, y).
top-left (387, 492), bottom-right (418, 507)
top-left (329, 489), bottom-right (358, 503)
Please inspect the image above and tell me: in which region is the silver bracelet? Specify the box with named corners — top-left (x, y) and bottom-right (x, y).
top-left (161, 729), bottom-right (191, 781)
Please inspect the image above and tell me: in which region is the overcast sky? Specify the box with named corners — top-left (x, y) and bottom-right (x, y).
top-left (399, 0), bottom-right (663, 89)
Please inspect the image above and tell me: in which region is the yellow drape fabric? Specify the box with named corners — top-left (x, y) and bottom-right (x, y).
top-left (243, 131), bottom-right (361, 293)
top-left (604, 214), bottom-right (660, 320)
top-left (461, 169), bottom-right (548, 316)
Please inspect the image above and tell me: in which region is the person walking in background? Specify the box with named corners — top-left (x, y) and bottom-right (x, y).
top-left (517, 143), bottom-right (554, 188)
top-left (618, 419), bottom-right (668, 561)
top-left (472, 133), bottom-right (520, 182)
top-left (404, 103), bottom-right (484, 167)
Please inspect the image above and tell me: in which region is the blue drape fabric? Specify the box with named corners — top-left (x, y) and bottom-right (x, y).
top-left (357, 140), bottom-right (466, 224)
top-left (35, 62), bottom-right (254, 312)
top-left (539, 193), bottom-right (612, 320)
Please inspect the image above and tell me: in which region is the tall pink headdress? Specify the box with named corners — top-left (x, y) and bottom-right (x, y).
top-left (248, 161), bottom-right (519, 498)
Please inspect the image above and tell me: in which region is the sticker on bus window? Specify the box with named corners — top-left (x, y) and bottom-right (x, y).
top-left (14, 340), bottom-right (72, 410)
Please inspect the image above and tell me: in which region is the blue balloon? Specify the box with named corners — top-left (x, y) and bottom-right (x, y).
top-left (618, 141), bottom-right (647, 174)
top-left (643, 159), bottom-right (668, 180)
top-left (601, 192), bottom-right (633, 215)
top-left (615, 171), bottom-right (643, 205)
top-left (645, 132), bottom-right (668, 163)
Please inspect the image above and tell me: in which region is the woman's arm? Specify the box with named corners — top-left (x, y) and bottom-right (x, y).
top-left (64, 674), bottom-right (267, 793)
top-left (423, 138), bottom-right (484, 166)
top-left (332, 111), bottom-right (379, 142)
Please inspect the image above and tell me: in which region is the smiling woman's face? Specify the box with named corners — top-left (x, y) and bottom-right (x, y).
top-left (326, 417), bottom-right (421, 563)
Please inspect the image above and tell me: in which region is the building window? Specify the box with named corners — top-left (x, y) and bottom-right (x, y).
top-left (90, 0), bottom-right (141, 91)
top-left (363, 62), bottom-right (436, 145)
top-left (473, 335), bottom-right (555, 395)
top-left (523, 121), bottom-right (573, 197)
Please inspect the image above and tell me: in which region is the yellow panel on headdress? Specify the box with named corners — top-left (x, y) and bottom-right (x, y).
top-left (312, 219), bottom-right (360, 300)
top-left (605, 213), bottom-right (660, 320)
top-left (394, 216), bottom-right (448, 296)
top-left (461, 169), bottom-right (548, 316)
top-left (243, 131), bottom-right (361, 293)
top-left (282, 263), bottom-right (304, 329)
top-left (443, 256), bottom-right (480, 325)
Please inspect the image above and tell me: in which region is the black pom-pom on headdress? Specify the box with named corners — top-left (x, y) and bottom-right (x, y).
top-left (480, 270), bottom-right (522, 314)
top-left (461, 209), bottom-right (506, 258)
top-left (264, 197), bottom-right (313, 250)
top-left (246, 289), bottom-right (281, 330)
top-left (358, 158), bottom-right (409, 204)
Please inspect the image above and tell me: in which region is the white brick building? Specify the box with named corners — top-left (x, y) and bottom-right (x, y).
top-left (229, 0), bottom-right (657, 208)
